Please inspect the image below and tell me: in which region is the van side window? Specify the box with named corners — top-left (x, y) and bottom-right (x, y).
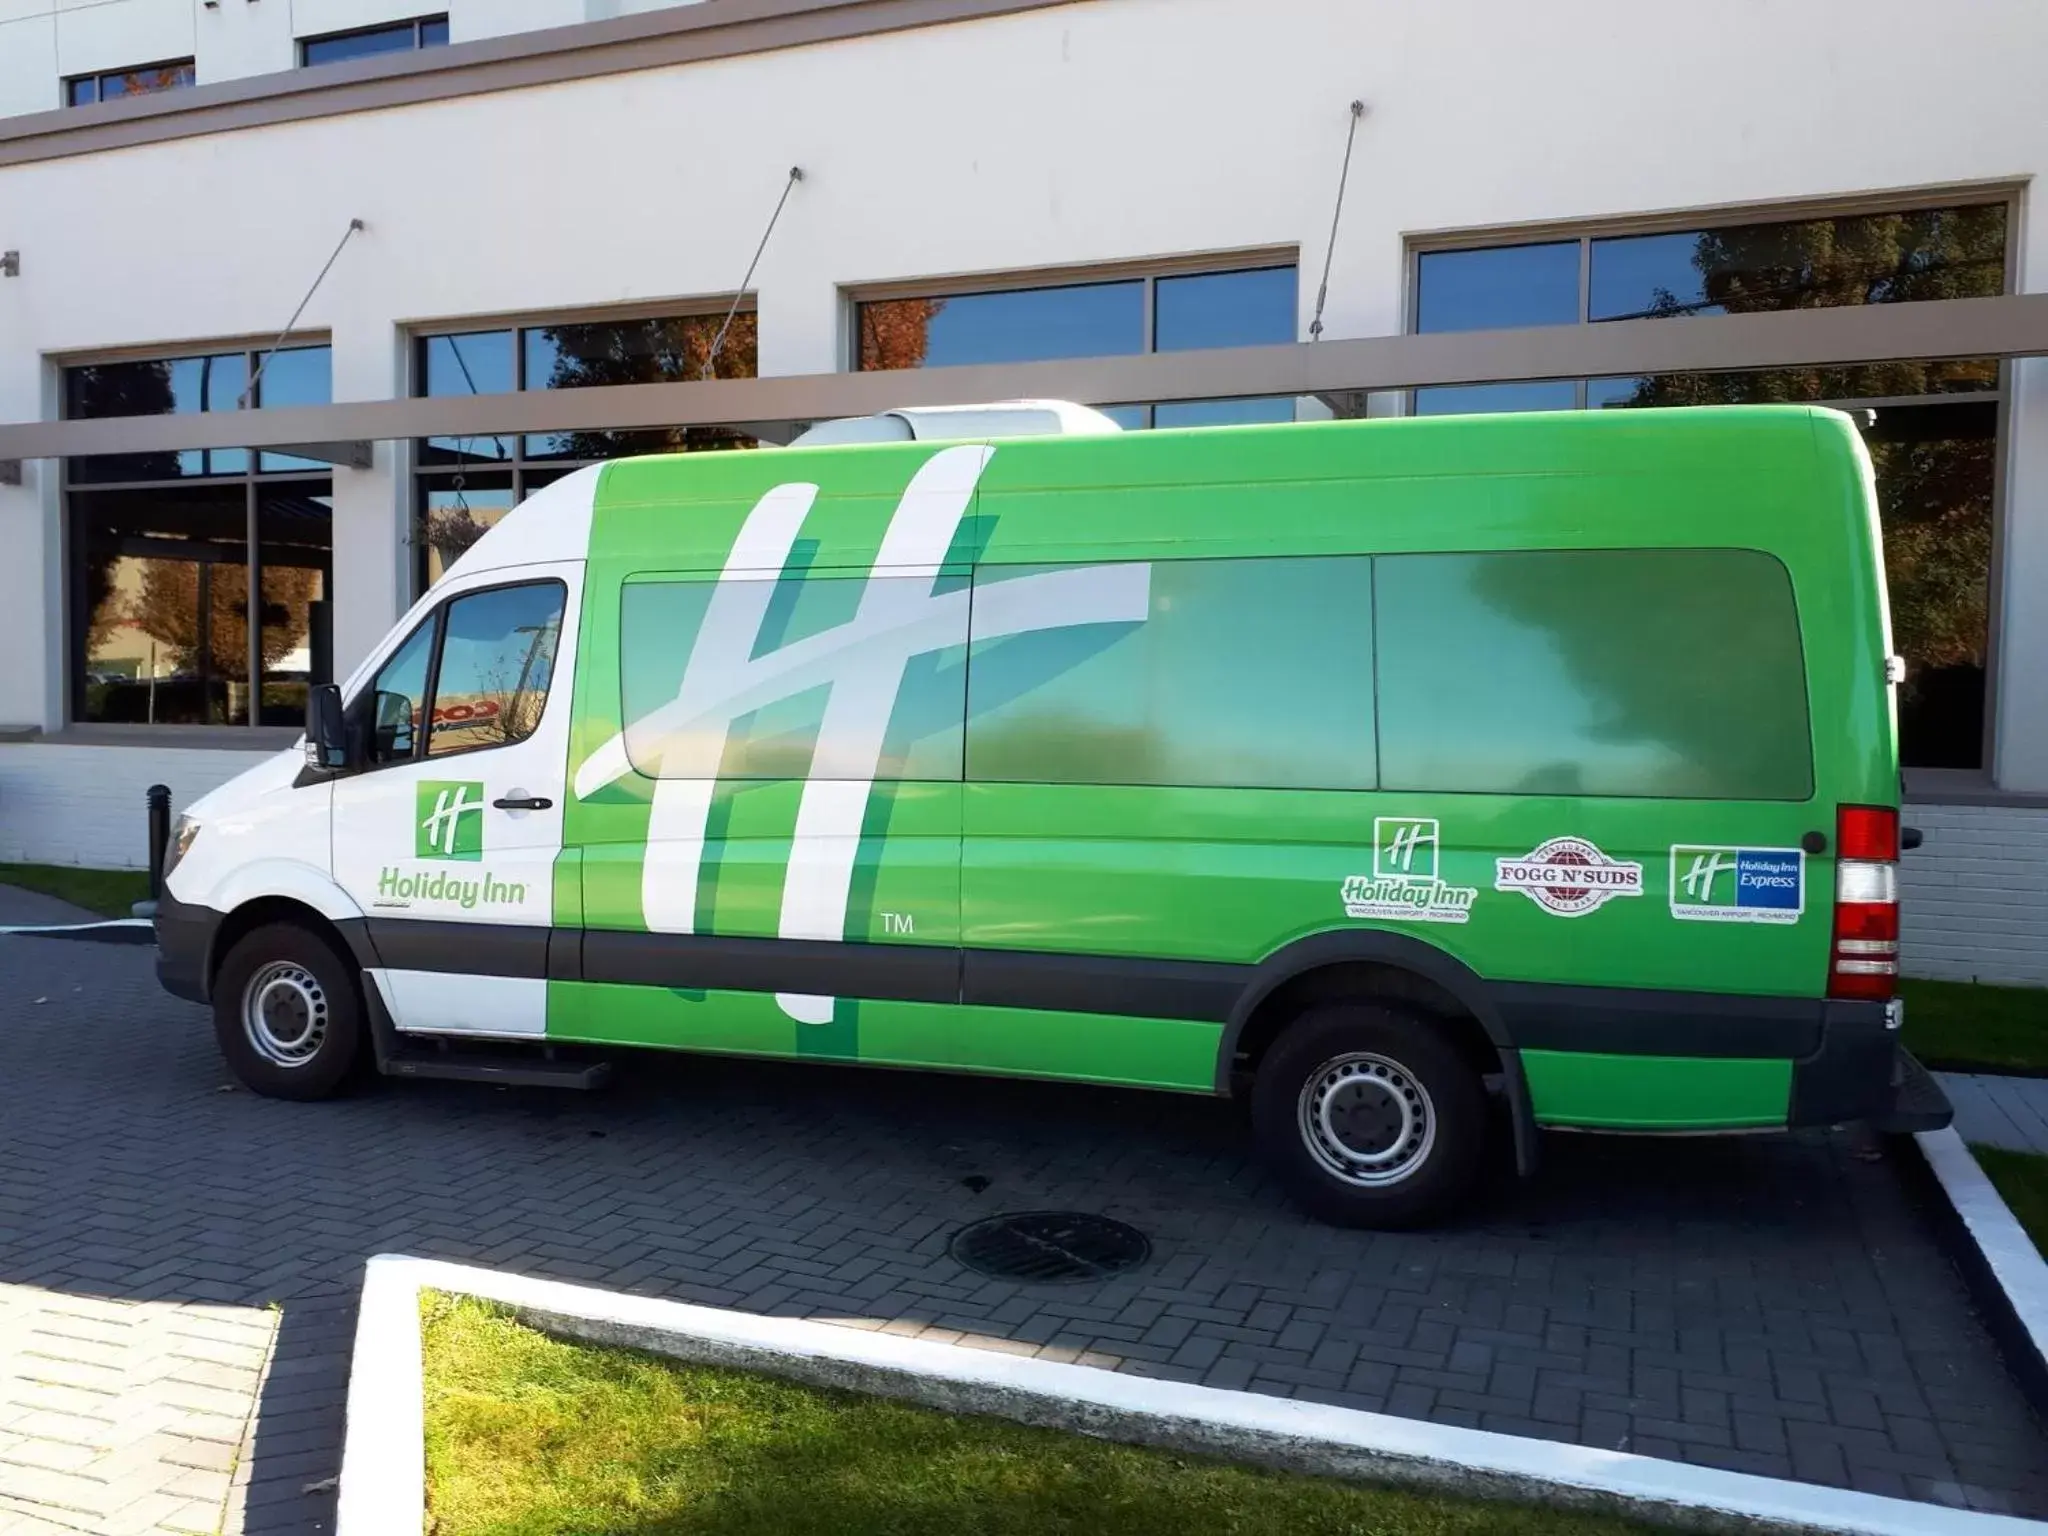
top-left (365, 618), bottom-right (434, 764)
top-left (426, 582), bottom-right (566, 758)
top-left (1374, 548), bottom-right (1813, 800)
top-left (616, 573), bottom-right (967, 781)
top-left (965, 556), bottom-right (1376, 791)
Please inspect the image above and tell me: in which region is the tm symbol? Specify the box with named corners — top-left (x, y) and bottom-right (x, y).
top-left (881, 912), bottom-right (915, 936)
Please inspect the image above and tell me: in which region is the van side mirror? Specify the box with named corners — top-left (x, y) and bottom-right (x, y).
top-left (372, 690), bottom-right (417, 762)
top-left (306, 684), bottom-right (349, 770)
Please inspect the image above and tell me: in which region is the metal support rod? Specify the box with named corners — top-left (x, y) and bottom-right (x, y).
top-left (239, 218), bottom-right (366, 408)
top-left (703, 167), bottom-right (803, 379)
top-left (1308, 101), bottom-right (1367, 342)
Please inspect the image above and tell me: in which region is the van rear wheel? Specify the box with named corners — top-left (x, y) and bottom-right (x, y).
top-left (1252, 1003), bottom-right (1486, 1229)
top-left (212, 923), bottom-right (364, 1101)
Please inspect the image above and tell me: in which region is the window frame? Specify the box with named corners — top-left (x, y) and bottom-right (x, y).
top-left (298, 16), bottom-right (450, 68)
top-left (406, 300), bottom-right (759, 599)
top-left (63, 59), bottom-right (196, 108)
top-left (61, 341), bottom-right (336, 735)
top-left (1402, 187), bottom-right (2020, 786)
top-left (844, 250), bottom-right (1300, 426)
top-left (354, 576), bottom-right (567, 773)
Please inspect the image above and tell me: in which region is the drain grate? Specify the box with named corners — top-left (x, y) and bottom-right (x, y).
top-left (949, 1210), bottom-right (1150, 1284)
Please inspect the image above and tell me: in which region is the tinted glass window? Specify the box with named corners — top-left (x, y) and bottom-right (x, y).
top-left (1154, 267), bottom-right (1296, 351)
top-left (858, 282), bottom-right (1144, 370)
top-left (523, 313), bottom-right (755, 460)
top-left (428, 583), bottom-right (565, 757)
top-left (1375, 549), bottom-right (1812, 800)
top-left (65, 353), bottom-right (248, 481)
top-left (1415, 242), bottom-right (1580, 332)
top-left (1153, 397), bottom-right (1295, 429)
top-left (102, 61), bottom-right (194, 98)
top-left (255, 345), bottom-right (334, 472)
top-left (419, 331), bottom-right (514, 464)
top-left (1414, 381), bottom-right (1578, 416)
top-left (1590, 204), bottom-right (2007, 323)
top-left (618, 574), bottom-right (967, 782)
top-left (367, 618), bottom-right (434, 763)
top-left (1864, 401), bottom-right (1995, 770)
top-left (418, 477), bottom-right (515, 591)
top-left (966, 556), bottom-right (1374, 791)
top-left (303, 18), bottom-right (443, 66)
top-left (67, 78), bottom-right (97, 106)
top-left (72, 484), bottom-right (252, 726)
top-left (257, 488), bottom-right (333, 725)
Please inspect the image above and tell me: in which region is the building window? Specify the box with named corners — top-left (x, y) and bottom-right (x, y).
top-left (65, 347), bottom-right (334, 729)
top-left (65, 60), bottom-right (195, 107)
top-left (854, 261), bottom-right (1299, 430)
top-left (1410, 199), bottom-right (2011, 774)
top-left (412, 310), bottom-right (758, 594)
top-left (300, 16), bottom-right (449, 67)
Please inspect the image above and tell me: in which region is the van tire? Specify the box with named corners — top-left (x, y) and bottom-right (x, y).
top-left (212, 923), bottom-right (364, 1101)
top-left (1251, 1003), bottom-right (1486, 1229)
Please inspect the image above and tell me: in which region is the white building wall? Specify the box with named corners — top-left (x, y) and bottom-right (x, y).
top-left (1901, 806), bottom-right (2048, 986)
top-left (0, 744), bottom-right (269, 869)
top-left (0, 0), bottom-right (2042, 982)
top-left (0, 9), bottom-right (58, 118)
top-left (196, 0), bottom-right (297, 85)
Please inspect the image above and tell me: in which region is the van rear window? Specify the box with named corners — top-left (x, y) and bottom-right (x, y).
top-left (1373, 548), bottom-right (1813, 801)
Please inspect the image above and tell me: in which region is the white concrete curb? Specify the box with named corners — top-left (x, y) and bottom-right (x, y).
top-left (339, 1253), bottom-right (2048, 1536)
top-left (1915, 1127), bottom-right (2048, 1389)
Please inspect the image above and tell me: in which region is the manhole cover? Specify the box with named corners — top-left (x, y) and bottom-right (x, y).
top-left (949, 1211), bottom-right (1150, 1284)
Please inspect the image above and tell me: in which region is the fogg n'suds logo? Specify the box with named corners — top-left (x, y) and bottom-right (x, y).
top-left (573, 445), bottom-right (1153, 1025)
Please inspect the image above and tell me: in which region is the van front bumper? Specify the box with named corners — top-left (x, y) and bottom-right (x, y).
top-left (154, 892), bottom-right (218, 1005)
top-left (1789, 998), bottom-right (1951, 1132)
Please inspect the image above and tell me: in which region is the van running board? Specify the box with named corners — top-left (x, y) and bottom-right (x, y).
top-left (379, 1047), bottom-right (611, 1090)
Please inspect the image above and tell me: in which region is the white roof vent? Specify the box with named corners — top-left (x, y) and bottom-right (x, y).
top-left (788, 399), bottom-right (1123, 449)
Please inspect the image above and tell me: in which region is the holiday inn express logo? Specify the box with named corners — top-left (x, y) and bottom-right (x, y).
top-left (416, 781), bottom-right (485, 861)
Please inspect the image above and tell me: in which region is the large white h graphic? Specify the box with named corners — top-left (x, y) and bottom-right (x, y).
top-left (572, 444), bottom-right (1153, 1024)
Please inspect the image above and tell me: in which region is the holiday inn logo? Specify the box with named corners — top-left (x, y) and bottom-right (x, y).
top-left (416, 781), bottom-right (485, 861)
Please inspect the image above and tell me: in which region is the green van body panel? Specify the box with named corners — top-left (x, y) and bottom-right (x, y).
top-left (549, 407), bottom-right (1898, 1131)
top-left (1519, 1051), bottom-right (1793, 1129)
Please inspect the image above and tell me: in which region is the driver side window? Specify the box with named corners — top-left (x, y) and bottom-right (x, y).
top-left (360, 580), bottom-right (567, 769)
top-left (367, 618), bottom-right (433, 765)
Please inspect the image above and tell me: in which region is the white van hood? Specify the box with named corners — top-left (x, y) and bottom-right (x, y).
top-left (184, 744), bottom-right (307, 821)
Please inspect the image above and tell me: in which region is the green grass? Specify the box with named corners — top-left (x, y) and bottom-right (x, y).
top-left (422, 1293), bottom-right (1667, 1536)
top-left (0, 863), bottom-right (152, 918)
top-left (1972, 1145), bottom-right (2048, 1259)
top-left (1902, 978), bottom-right (2048, 1075)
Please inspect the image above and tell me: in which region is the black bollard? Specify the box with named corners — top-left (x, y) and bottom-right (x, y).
top-left (146, 783), bottom-right (171, 902)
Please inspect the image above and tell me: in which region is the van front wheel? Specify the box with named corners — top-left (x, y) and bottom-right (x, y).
top-left (212, 923), bottom-right (364, 1101)
top-left (1252, 1004), bottom-right (1486, 1229)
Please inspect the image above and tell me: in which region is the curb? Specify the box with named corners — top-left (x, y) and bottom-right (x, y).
top-left (1910, 1127), bottom-right (2048, 1414)
top-left (339, 1253), bottom-right (2048, 1536)
top-left (0, 918), bottom-right (154, 945)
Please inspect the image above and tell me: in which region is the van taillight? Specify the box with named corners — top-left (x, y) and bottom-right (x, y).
top-left (1829, 803), bottom-right (1899, 1001)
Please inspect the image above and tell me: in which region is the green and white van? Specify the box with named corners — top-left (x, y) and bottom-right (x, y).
top-left (154, 403), bottom-right (1950, 1227)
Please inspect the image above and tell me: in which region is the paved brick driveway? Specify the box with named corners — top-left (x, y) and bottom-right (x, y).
top-left (2, 892), bottom-right (2045, 1532)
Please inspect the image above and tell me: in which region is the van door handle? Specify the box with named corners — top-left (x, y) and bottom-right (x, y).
top-left (493, 794), bottom-right (552, 811)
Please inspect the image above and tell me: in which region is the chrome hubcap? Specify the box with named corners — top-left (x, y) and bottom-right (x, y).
top-left (1297, 1051), bottom-right (1435, 1187)
top-left (242, 961), bottom-right (328, 1068)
